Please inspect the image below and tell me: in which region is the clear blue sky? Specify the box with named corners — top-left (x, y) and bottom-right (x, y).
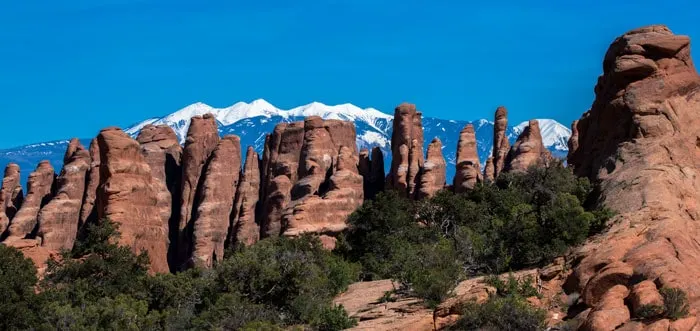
top-left (1, 0), bottom-right (698, 148)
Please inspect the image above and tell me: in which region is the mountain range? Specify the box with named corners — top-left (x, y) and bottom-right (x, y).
top-left (0, 99), bottom-right (571, 187)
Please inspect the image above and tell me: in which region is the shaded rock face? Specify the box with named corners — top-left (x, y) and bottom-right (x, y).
top-left (5, 161), bottom-right (55, 241)
top-left (260, 122), bottom-right (305, 237)
top-left (416, 138), bottom-right (446, 199)
top-left (191, 136), bottom-right (241, 268)
top-left (491, 106), bottom-right (510, 179)
top-left (0, 163), bottom-right (23, 235)
top-left (503, 120), bottom-right (551, 173)
top-left (387, 103), bottom-right (424, 198)
top-left (79, 138), bottom-right (100, 227)
top-left (231, 147), bottom-right (261, 246)
top-left (567, 119), bottom-right (580, 162)
top-left (36, 139), bottom-right (91, 250)
top-left (96, 127), bottom-right (169, 273)
top-left (453, 124), bottom-right (482, 192)
top-left (177, 114), bottom-right (219, 267)
top-left (358, 147), bottom-right (385, 200)
top-left (483, 157), bottom-right (495, 183)
top-left (565, 25), bottom-right (700, 329)
top-left (137, 125), bottom-right (182, 270)
top-left (282, 145), bottom-right (363, 241)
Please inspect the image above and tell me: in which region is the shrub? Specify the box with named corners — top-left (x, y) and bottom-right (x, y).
top-left (635, 304), bottom-right (664, 319)
top-left (485, 273), bottom-right (540, 299)
top-left (448, 296), bottom-right (547, 331)
top-left (312, 304), bottom-right (358, 331)
top-left (660, 287), bottom-right (690, 320)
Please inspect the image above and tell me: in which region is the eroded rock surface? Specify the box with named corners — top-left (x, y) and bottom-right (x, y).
top-left (191, 135), bottom-right (241, 268)
top-left (0, 163), bottom-right (23, 235)
top-left (79, 138), bottom-right (100, 227)
top-left (231, 146), bottom-right (261, 246)
top-left (387, 103), bottom-right (424, 197)
top-left (453, 124), bottom-right (482, 192)
top-left (416, 138), bottom-right (446, 198)
top-left (96, 127), bottom-right (169, 273)
top-left (491, 106), bottom-right (510, 179)
top-left (5, 161), bottom-right (54, 241)
top-left (504, 119), bottom-right (551, 173)
top-left (37, 139), bottom-right (90, 250)
top-left (566, 25), bottom-right (700, 329)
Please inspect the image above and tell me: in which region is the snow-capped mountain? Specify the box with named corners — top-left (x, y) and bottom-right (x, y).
top-left (0, 99), bottom-right (571, 188)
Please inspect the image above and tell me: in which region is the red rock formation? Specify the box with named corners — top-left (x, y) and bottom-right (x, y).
top-left (359, 147), bottom-right (385, 200)
top-left (79, 138), bottom-right (100, 227)
top-left (96, 127), bottom-right (169, 273)
top-left (483, 157), bottom-right (495, 183)
top-left (36, 139), bottom-right (91, 250)
top-left (503, 120), bottom-right (551, 173)
top-left (283, 145), bottom-right (363, 240)
top-left (416, 138), bottom-right (446, 199)
top-left (177, 114), bottom-right (219, 265)
top-left (231, 146), bottom-right (261, 246)
top-left (453, 124), bottom-right (482, 192)
top-left (1, 163), bottom-right (23, 219)
top-left (566, 25), bottom-right (700, 329)
top-left (387, 103), bottom-right (424, 197)
top-left (491, 106), bottom-right (510, 179)
top-left (260, 122), bottom-right (305, 237)
top-left (567, 119), bottom-right (579, 164)
top-left (191, 135), bottom-right (241, 268)
top-left (4, 161), bottom-right (54, 241)
top-left (359, 148), bottom-right (371, 195)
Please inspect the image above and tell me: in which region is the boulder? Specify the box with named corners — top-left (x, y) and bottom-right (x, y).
top-left (191, 135), bottom-right (241, 268)
top-left (453, 124), bottom-right (482, 192)
top-left (96, 127), bottom-right (169, 273)
top-left (36, 139), bottom-right (91, 250)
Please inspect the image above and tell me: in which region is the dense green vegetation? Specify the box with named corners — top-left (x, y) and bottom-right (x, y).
top-left (0, 160), bottom-right (622, 330)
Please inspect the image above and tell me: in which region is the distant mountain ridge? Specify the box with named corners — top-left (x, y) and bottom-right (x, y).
top-left (0, 99), bottom-right (571, 187)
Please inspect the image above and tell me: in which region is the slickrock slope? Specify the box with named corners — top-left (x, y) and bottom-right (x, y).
top-left (566, 25), bottom-right (700, 330)
top-left (96, 127), bottom-right (169, 273)
top-left (417, 138), bottom-right (446, 198)
top-left (490, 106), bottom-right (510, 179)
top-left (36, 139), bottom-right (90, 250)
top-left (192, 135), bottom-right (241, 268)
top-left (177, 114), bottom-right (219, 266)
top-left (79, 138), bottom-right (100, 227)
top-left (503, 119), bottom-right (551, 173)
top-left (5, 161), bottom-right (54, 241)
top-left (231, 147), bottom-right (261, 246)
top-left (387, 103), bottom-right (424, 198)
top-left (453, 124), bottom-right (482, 192)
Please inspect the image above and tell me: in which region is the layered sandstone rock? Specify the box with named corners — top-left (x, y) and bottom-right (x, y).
top-left (359, 147), bottom-right (385, 200)
top-left (387, 103), bottom-right (424, 197)
top-left (416, 138), bottom-right (446, 198)
top-left (5, 161), bottom-right (54, 241)
top-left (567, 119), bottom-right (580, 162)
top-left (191, 135), bottom-right (241, 268)
top-left (231, 147), bottom-right (261, 246)
top-left (36, 139), bottom-right (90, 250)
top-left (453, 124), bottom-right (482, 192)
top-left (566, 25), bottom-right (700, 329)
top-left (283, 145), bottom-right (363, 239)
top-left (503, 120), bottom-right (551, 172)
top-left (79, 138), bottom-right (100, 227)
top-left (491, 106), bottom-right (510, 179)
top-left (1, 163), bottom-right (23, 219)
top-left (483, 157), bottom-right (495, 183)
top-left (96, 127), bottom-right (169, 273)
top-left (178, 114), bottom-right (219, 265)
top-left (260, 122), bottom-right (305, 237)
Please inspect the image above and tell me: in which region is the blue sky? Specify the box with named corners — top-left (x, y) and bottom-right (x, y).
top-left (1, 0), bottom-right (698, 148)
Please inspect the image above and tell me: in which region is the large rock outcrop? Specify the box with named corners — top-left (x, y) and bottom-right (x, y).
top-left (503, 120), bottom-right (551, 172)
top-left (0, 163), bottom-right (23, 235)
top-left (177, 114), bottom-right (219, 266)
top-left (566, 25), bottom-right (700, 329)
top-left (358, 147), bottom-right (386, 200)
top-left (231, 146), bottom-right (261, 246)
top-left (490, 106), bottom-right (510, 179)
top-left (4, 161), bottom-right (55, 241)
top-left (416, 138), bottom-right (446, 198)
top-left (79, 138), bottom-right (100, 227)
top-left (36, 139), bottom-right (90, 250)
top-left (137, 125), bottom-right (182, 270)
top-left (281, 117), bottom-right (363, 241)
top-left (387, 103), bottom-right (424, 198)
top-left (191, 135), bottom-right (241, 268)
top-left (260, 122), bottom-right (305, 237)
top-left (96, 127), bottom-right (169, 273)
top-left (453, 124), bottom-right (482, 192)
